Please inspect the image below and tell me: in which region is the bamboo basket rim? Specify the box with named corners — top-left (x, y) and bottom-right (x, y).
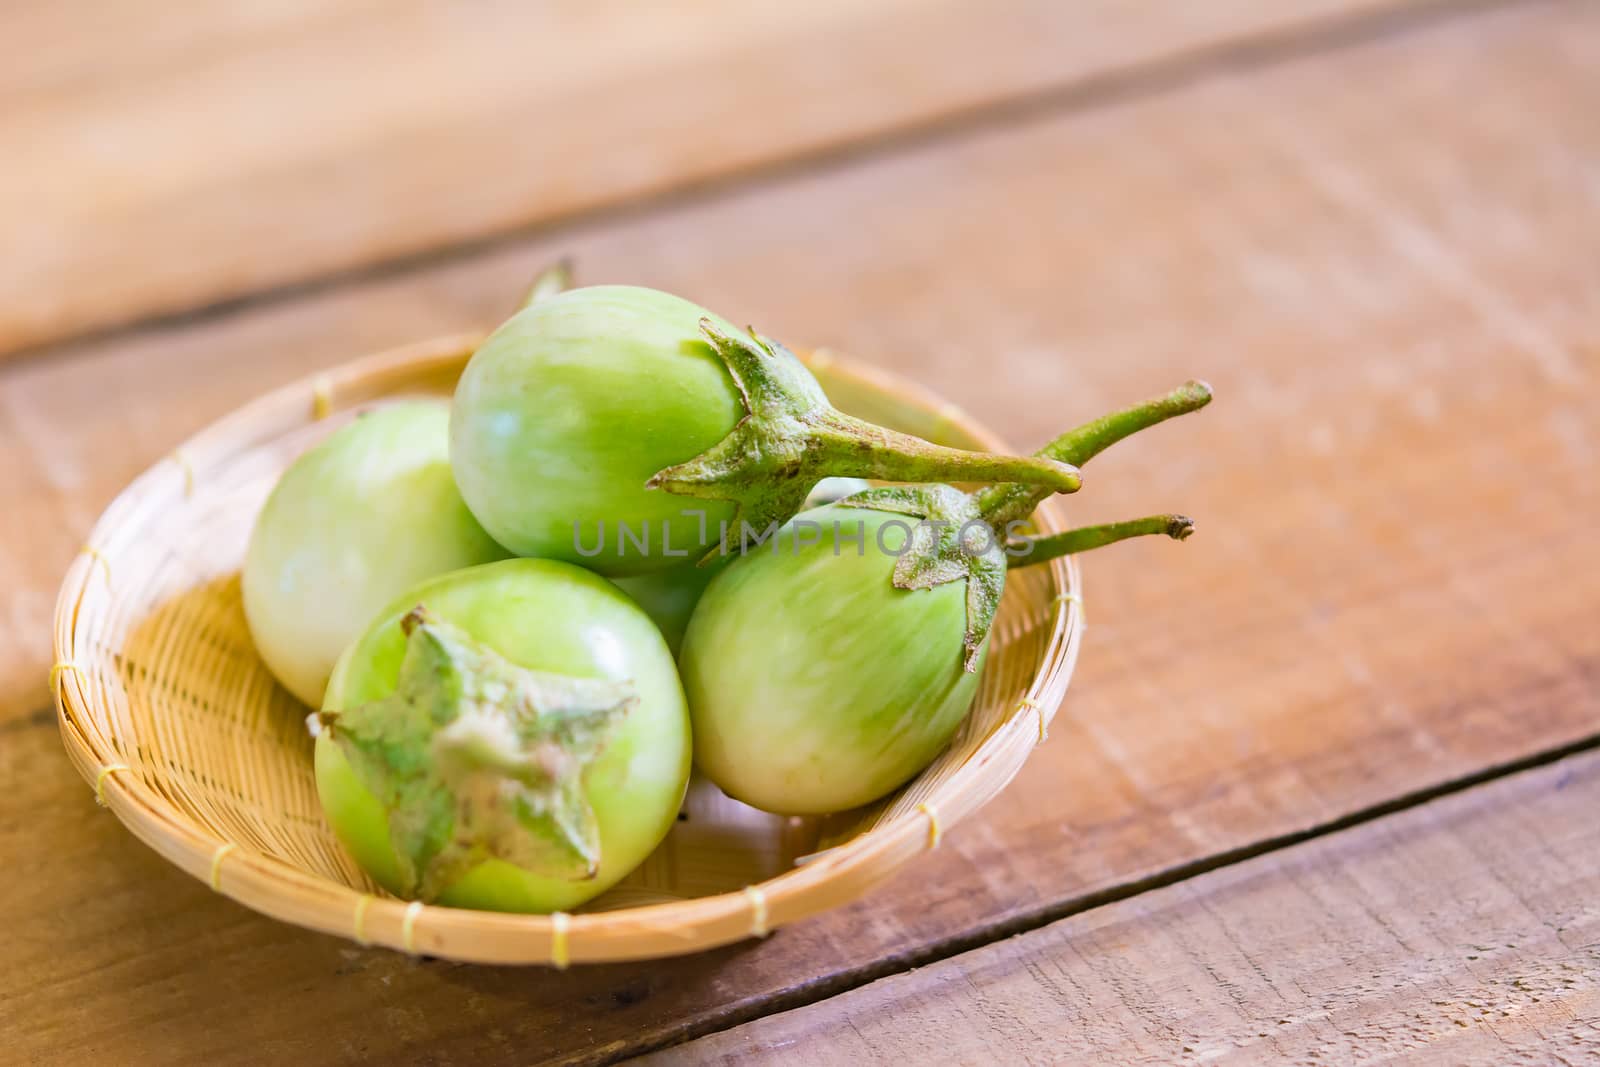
top-left (51, 333), bottom-right (1082, 966)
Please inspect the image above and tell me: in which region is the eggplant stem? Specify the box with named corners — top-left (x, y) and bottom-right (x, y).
top-left (647, 320), bottom-right (1084, 556)
top-left (515, 258), bottom-right (575, 311)
top-left (977, 380), bottom-right (1212, 527)
top-left (810, 409), bottom-right (1081, 494)
top-left (1009, 514), bottom-right (1194, 569)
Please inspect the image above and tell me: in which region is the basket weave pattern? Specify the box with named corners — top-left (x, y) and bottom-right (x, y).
top-left (52, 337), bottom-right (1081, 965)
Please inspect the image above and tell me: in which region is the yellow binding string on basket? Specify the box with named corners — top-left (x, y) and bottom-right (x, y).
top-left (169, 450), bottom-right (196, 497)
top-left (401, 901), bottom-right (424, 955)
top-left (1019, 697), bottom-right (1048, 743)
top-left (351, 895), bottom-right (375, 947)
top-left (93, 763), bottom-right (130, 806)
top-left (49, 660), bottom-right (85, 695)
top-left (917, 802), bottom-right (942, 850)
top-left (742, 885), bottom-right (770, 939)
top-left (1052, 591), bottom-right (1082, 623)
top-left (209, 842), bottom-right (236, 892)
top-left (311, 376), bottom-right (334, 420)
top-left (80, 545), bottom-right (112, 587)
top-left (550, 912), bottom-right (571, 970)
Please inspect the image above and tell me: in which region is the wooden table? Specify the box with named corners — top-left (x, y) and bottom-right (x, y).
top-left (4, 1), bottom-right (1597, 1063)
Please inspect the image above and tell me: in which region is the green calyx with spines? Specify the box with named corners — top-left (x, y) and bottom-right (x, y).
top-left (838, 484), bottom-right (1004, 672)
top-left (314, 608), bottom-right (635, 901)
top-left (647, 321), bottom-right (1084, 562)
top-left (842, 380), bottom-right (1213, 672)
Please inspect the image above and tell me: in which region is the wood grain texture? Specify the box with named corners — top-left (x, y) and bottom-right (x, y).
top-left (2, 1), bottom-right (1597, 1063)
top-left (648, 750), bottom-right (1600, 1066)
top-left (0, 0), bottom-right (1426, 358)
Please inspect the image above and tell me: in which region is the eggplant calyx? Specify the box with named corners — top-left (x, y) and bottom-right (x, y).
top-left (317, 607), bottom-right (635, 901)
top-left (646, 321), bottom-right (1082, 564)
top-left (841, 484), bottom-right (1007, 673)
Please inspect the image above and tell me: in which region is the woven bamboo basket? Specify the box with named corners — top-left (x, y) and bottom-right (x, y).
top-left (52, 334), bottom-right (1082, 966)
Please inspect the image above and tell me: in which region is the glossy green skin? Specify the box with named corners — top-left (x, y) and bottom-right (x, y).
top-left (613, 561), bottom-right (723, 659)
top-left (243, 402), bottom-right (510, 707)
top-left (613, 480), bottom-right (868, 656)
top-left (680, 507), bottom-right (987, 815)
top-left (450, 285), bottom-right (748, 577)
top-left (315, 559), bottom-right (691, 912)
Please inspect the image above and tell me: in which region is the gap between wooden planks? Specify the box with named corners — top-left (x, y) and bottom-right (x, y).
top-left (2, 0), bottom-right (1598, 1064)
top-left (647, 748), bottom-right (1600, 1065)
top-left (0, 0), bottom-right (1460, 360)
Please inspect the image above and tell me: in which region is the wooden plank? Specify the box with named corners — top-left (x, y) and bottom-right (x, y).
top-left (0, 0), bottom-right (1431, 359)
top-left (2, 1), bottom-right (1597, 1063)
top-left (647, 749), bottom-right (1600, 1065)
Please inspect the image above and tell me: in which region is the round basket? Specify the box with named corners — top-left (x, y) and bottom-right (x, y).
top-left (51, 335), bottom-right (1082, 965)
